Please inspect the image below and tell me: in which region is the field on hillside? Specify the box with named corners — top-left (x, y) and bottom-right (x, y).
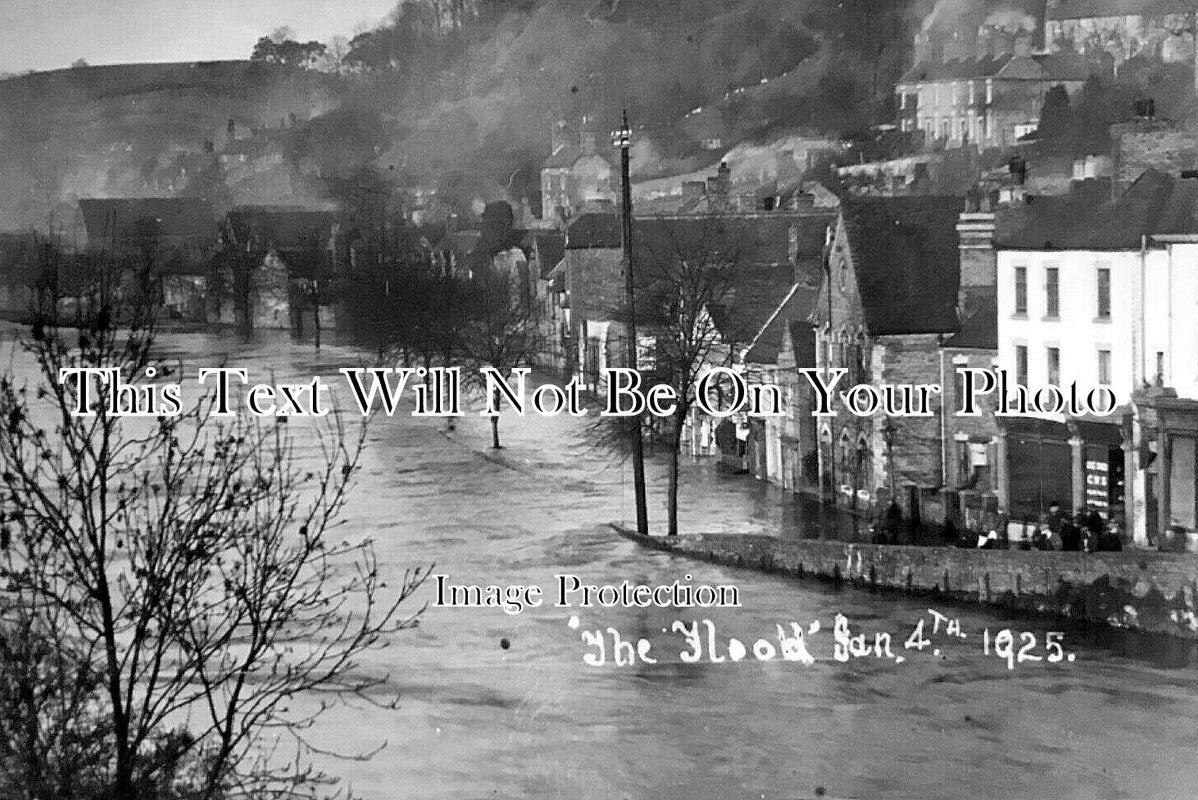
top-left (0, 61), bottom-right (338, 232)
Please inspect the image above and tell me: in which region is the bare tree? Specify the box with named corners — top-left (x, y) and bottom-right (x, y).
top-left (635, 218), bottom-right (741, 536)
top-left (0, 266), bottom-right (426, 799)
top-left (457, 271), bottom-right (538, 449)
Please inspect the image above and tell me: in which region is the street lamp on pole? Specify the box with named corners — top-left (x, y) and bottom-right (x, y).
top-left (613, 111), bottom-right (649, 537)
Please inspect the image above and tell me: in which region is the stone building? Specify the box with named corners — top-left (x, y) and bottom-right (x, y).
top-left (1110, 117), bottom-right (1198, 198)
top-left (554, 212), bottom-right (626, 392)
top-left (540, 118), bottom-right (616, 224)
top-left (811, 196), bottom-right (964, 519)
top-left (896, 53), bottom-right (1090, 149)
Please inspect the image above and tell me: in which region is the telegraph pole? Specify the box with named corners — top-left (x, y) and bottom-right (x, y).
top-left (613, 110), bottom-right (649, 536)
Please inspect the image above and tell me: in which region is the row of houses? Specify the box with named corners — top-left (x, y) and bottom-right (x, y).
top-left (754, 165), bottom-right (1198, 549)
top-left (518, 139), bottom-right (1198, 550)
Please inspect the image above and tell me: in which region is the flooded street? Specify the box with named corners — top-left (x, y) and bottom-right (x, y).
top-left (9, 327), bottom-right (1198, 800)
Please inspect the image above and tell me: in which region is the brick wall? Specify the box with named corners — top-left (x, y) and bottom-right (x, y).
top-left (563, 247), bottom-right (625, 322)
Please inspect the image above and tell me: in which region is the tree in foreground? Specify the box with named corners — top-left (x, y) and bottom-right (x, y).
top-left (635, 219), bottom-right (740, 536)
top-left (0, 262), bottom-right (426, 799)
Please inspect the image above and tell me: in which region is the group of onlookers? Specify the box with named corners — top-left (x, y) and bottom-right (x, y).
top-left (1024, 501), bottom-right (1123, 552)
top-left (869, 500), bottom-right (1125, 552)
top-left (972, 501), bottom-right (1123, 552)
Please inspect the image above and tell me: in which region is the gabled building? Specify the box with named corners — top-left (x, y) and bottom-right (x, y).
top-left (555, 212), bottom-right (626, 391)
top-left (811, 196), bottom-right (964, 518)
top-left (78, 197), bottom-right (219, 321)
top-left (541, 118), bottom-right (616, 223)
top-left (218, 206), bottom-right (339, 330)
top-left (896, 53), bottom-right (1090, 149)
top-left (739, 282), bottom-right (822, 489)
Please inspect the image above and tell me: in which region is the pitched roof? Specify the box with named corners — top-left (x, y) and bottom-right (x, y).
top-left (633, 213), bottom-right (832, 269)
top-left (706, 267), bottom-right (798, 346)
top-left (996, 168), bottom-right (1198, 250)
top-left (943, 303), bottom-right (997, 350)
top-left (79, 198), bottom-right (217, 245)
top-left (225, 206), bottom-right (338, 251)
top-left (900, 56), bottom-right (1012, 84)
top-left (544, 144), bottom-right (582, 170)
top-left (743, 283), bottom-right (821, 364)
top-left (565, 212), bottom-right (623, 249)
top-left (997, 53), bottom-right (1092, 83)
top-left (900, 53), bottom-right (1089, 85)
top-left (840, 196), bottom-right (963, 336)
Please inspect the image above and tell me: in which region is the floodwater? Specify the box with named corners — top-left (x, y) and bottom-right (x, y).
top-left (9, 327), bottom-right (1198, 800)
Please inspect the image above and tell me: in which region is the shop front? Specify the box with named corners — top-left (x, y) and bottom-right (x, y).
top-left (1003, 416), bottom-right (1127, 524)
top-left (1004, 417), bottom-right (1072, 522)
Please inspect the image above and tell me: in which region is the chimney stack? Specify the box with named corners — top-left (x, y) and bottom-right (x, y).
top-left (707, 161), bottom-right (731, 198)
top-left (579, 116), bottom-right (596, 155)
top-left (956, 191), bottom-right (997, 319)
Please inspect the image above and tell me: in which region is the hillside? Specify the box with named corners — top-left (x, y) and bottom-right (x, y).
top-left (0, 0), bottom-right (932, 231)
top-left (0, 61), bottom-right (338, 231)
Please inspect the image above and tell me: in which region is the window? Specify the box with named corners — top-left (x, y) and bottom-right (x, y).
top-left (951, 82), bottom-right (959, 106)
top-left (1015, 345), bottom-right (1028, 386)
top-left (1156, 351), bottom-right (1166, 386)
top-left (1014, 266), bottom-right (1027, 314)
top-left (899, 91), bottom-right (906, 110)
top-left (1045, 267), bottom-right (1059, 317)
top-left (1097, 267), bottom-right (1111, 319)
top-left (968, 80), bottom-right (975, 105)
top-left (1098, 349), bottom-right (1111, 385)
top-left (1047, 346), bottom-right (1061, 385)
top-left (986, 78), bottom-right (993, 104)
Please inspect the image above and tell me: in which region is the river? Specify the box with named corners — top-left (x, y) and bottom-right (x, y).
top-left (8, 327), bottom-right (1198, 800)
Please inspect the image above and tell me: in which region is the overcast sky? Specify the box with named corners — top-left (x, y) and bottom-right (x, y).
top-left (0, 0), bottom-right (399, 73)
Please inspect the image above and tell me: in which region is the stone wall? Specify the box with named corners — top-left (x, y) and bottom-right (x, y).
top-left (1111, 120), bottom-right (1198, 197)
top-left (618, 527), bottom-right (1198, 639)
top-left (872, 334), bottom-right (945, 492)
